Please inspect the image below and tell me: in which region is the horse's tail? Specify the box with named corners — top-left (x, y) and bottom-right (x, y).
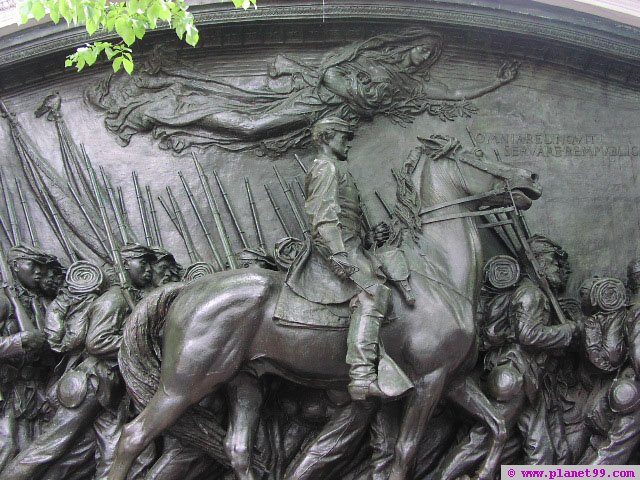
top-left (119, 282), bottom-right (230, 466)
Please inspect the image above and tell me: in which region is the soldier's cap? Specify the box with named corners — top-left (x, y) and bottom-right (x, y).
top-left (527, 234), bottom-right (567, 260)
top-left (151, 247), bottom-right (178, 265)
top-left (120, 243), bottom-right (157, 261)
top-left (8, 244), bottom-right (59, 266)
top-left (312, 116), bottom-right (355, 139)
top-left (628, 259), bottom-right (640, 276)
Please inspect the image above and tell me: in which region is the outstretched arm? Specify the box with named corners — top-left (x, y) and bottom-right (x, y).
top-left (424, 61), bottom-right (519, 101)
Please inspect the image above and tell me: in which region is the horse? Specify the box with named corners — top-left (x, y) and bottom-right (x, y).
top-left (108, 138), bottom-right (542, 480)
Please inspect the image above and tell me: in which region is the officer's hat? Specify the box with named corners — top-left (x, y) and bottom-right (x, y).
top-left (312, 116), bottom-right (355, 140)
top-left (527, 234), bottom-right (567, 260)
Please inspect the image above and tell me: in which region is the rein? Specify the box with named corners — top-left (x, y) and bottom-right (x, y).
top-left (418, 149), bottom-right (515, 225)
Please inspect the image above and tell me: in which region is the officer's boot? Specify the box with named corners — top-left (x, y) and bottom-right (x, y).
top-left (346, 284), bottom-right (391, 401)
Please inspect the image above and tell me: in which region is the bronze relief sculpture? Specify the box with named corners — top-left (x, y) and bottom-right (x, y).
top-left (0, 8), bottom-right (639, 479)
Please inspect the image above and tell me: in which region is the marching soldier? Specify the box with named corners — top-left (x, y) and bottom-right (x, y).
top-left (151, 247), bottom-right (183, 287)
top-left (2, 243), bottom-right (157, 480)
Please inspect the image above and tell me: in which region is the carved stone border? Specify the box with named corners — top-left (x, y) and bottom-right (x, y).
top-left (1, 0), bottom-right (640, 69)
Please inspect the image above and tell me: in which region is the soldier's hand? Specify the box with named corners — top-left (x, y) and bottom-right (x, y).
top-left (20, 330), bottom-right (45, 352)
top-left (372, 222), bottom-right (391, 246)
top-left (329, 252), bottom-right (357, 279)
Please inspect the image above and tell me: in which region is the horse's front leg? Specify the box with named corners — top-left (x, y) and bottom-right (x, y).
top-left (389, 368), bottom-right (447, 480)
top-left (224, 373), bottom-right (263, 480)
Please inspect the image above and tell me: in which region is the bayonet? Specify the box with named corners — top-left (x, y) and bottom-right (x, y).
top-left (193, 155), bottom-right (238, 269)
top-left (68, 182), bottom-right (109, 256)
top-left (294, 154), bottom-right (308, 174)
top-left (179, 171), bottom-right (223, 270)
top-left (273, 165), bottom-right (309, 236)
top-left (40, 184), bottom-right (77, 262)
top-left (166, 186), bottom-right (200, 264)
top-left (99, 167), bottom-right (129, 245)
top-left (264, 184), bottom-right (292, 238)
top-left (0, 172), bottom-right (20, 245)
top-left (146, 186), bottom-right (162, 247)
top-left (295, 178), bottom-right (306, 200)
top-left (212, 170), bottom-right (248, 249)
top-left (132, 172), bottom-right (153, 246)
top-left (158, 196), bottom-right (184, 238)
top-left (244, 178), bottom-right (265, 250)
top-left (117, 186), bottom-right (131, 232)
top-left (15, 179), bottom-right (38, 247)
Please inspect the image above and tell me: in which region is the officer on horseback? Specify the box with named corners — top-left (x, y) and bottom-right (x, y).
top-left (289, 116), bottom-right (412, 401)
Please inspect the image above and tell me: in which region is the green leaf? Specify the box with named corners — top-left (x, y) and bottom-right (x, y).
top-left (105, 46), bottom-right (115, 59)
top-left (122, 57), bottom-right (134, 74)
top-left (112, 55), bottom-right (123, 72)
top-left (30, 1), bottom-right (46, 20)
top-left (65, 57), bottom-right (73, 67)
top-left (115, 17), bottom-right (135, 46)
top-left (48, 3), bottom-right (60, 23)
top-left (185, 24), bottom-right (198, 46)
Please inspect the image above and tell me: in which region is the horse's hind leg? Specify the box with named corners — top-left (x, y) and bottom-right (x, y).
top-left (108, 389), bottom-right (194, 480)
top-left (225, 373), bottom-right (263, 480)
top-left (389, 368), bottom-right (447, 480)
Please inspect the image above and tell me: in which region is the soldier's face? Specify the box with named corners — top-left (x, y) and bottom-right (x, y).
top-left (126, 257), bottom-right (153, 288)
top-left (153, 259), bottom-right (176, 286)
top-left (538, 252), bottom-right (564, 291)
top-left (328, 131), bottom-right (351, 161)
top-left (12, 259), bottom-right (42, 291)
top-left (39, 267), bottom-right (62, 298)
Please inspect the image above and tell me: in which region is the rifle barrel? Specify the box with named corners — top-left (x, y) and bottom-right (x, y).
top-left (15, 179), bottom-right (38, 247)
top-left (179, 171), bottom-right (223, 270)
top-left (244, 178), bottom-right (265, 250)
top-left (166, 186), bottom-right (200, 263)
top-left (158, 196), bottom-right (183, 237)
top-left (67, 182), bottom-right (109, 255)
top-left (193, 155), bottom-right (238, 269)
top-left (145, 186), bottom-right (162, 247)
top-left (212, 170), bottom-right (248, 249)
top-left (264, 184), bottom-right (292, 237)
top-left (85, 159), bottom-right (133, 309)
top-left (294, 154), bottom-right (308, 174)
top-left (0, 172), bottom-right (20, 245)
top-left (100, 167), bottom-right (129, 245)
top-left (273, 165), bottom-right (308, 236)
top-left (132, 172), bottom-right (152, 246)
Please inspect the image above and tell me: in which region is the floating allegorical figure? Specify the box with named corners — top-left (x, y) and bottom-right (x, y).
top-left (85, 29), bottom-right (519, 155)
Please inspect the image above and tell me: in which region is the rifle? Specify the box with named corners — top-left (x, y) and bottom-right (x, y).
top-left (67, 181), bottom-right (110, 256)
top-left (0, 172), bottom-right (20, 245)
top-left (193, 155), bottom-right (238, 270)
top-left (85, 159), bottom-right (134, 310)
top-left (99, 167), bottom-right (129, 245)
top-left (264, 184), bottom-right (292, 238)
top-left (146, 186), bottom-right (162, 247)
top-left (166, 186), bottom-right (200, 264)
top-left (212, 170), bottom-right (248, 250)
top-left (158, 196), bottom-right (183, 237)
top-left (15, 179), bottom-right (38, 247)
top-left (179, 171), bottom-right (224, 270)
top-left (295, 179), bottom-right (306, 200)
top-left (132, 172), bottom-right (153, 246)
top-left (273, 165), bottom-right (309, 237)
top-left (244, 178), bottom-right (265, 250)
top-left (0, 248), bottom-right (36, 332)
top-left (117, 186), bottom-right (132, 236)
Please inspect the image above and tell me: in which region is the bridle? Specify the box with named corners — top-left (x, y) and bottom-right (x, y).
top-left (418, 149), bottom-right (517, 225)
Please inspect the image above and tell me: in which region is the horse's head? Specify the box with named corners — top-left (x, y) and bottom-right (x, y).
top-left (419, 136), bottom-right (542, 211)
